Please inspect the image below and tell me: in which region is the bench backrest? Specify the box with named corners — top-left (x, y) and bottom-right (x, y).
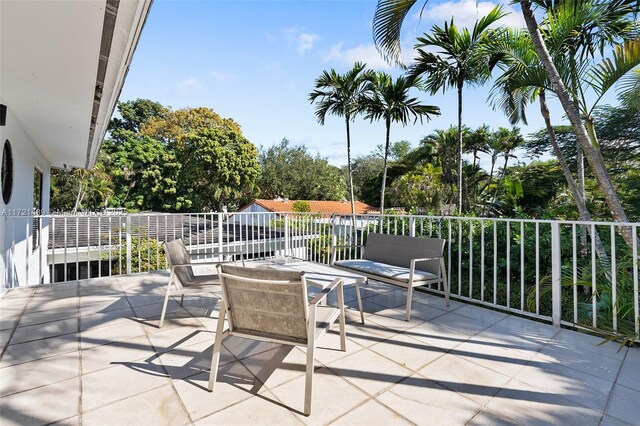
top-left (363, 233), bottom-right (445, 275)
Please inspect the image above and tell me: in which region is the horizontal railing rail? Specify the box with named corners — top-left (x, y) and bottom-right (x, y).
top-left (1, 211), bottom-right (638, 340)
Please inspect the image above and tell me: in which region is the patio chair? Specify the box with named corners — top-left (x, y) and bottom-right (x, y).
top-left (160, 238), bottom-right (244, 328)
top-left (209, 264), bottom-right (346, 416)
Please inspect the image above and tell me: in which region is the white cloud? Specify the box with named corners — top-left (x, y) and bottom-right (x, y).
top-left (211, 71), bottom-right (233, 81)
top-left (175, 77), bottom-right (202, 95)
top-left (283, 26), bottom-right (320, 56)
top-left (298, 33), bottom-right (319, 55)
top-left (417, 0), bottom-right (525, 30)
top-left (324, 42), bottom-right (392, 69)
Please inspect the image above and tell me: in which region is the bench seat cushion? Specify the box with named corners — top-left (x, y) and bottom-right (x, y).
top-left (334, 259), bottom-right (438, 283)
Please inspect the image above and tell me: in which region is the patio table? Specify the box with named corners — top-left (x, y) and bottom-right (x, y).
top-left (245, 257), bottom-right (367, 324)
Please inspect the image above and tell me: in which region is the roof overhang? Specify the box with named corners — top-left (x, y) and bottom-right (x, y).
top-left (0, 0), bottom-right (152, 169)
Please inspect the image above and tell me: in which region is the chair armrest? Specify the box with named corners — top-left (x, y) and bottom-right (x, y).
top-left (170, 261), bottom-right (221, 270)
top-left (309, 278), bottom-right (343, 306)
top-left (410, 256), bottom-right (442, 264)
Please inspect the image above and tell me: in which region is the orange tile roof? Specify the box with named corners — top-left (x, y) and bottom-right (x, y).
top-left (250, 199), bottom-right (379, 215)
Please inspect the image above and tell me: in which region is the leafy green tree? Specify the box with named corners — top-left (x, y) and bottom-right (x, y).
top-left (390, 163), bottom-right (444, 211)
top-left (176, 127), bottom-right (260, 211)
top-left (109, 99), bottom-right (168, 134)
top-left (362, 72), bottom-right (439, 213)
top-left (257, 139), bottom-right (347, 201)
top-left (407, 6), bottom-right (506, 213)
top-left (309, 62), bottom-right (370, 230)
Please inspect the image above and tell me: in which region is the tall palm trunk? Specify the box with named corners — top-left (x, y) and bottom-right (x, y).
top-left (520, 0), bottom-right (636, 250)
top-left (379, 117), bottom-right (391, 215)
top-left (481, 154), bottom-right (498, 215)
top-left (457, 82), bottom-right (464, 213)
top-left (539, 89), bottom-right (608, 261)
top-left (345, 117), bottom-right (357, 241)
top-left (491, 153), bottom-right (510, 207)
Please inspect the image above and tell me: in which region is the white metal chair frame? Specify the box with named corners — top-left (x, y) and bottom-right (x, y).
top-left (160, 238), bottom-right (244, 328)
top-left (208, 265), bottom-right (346, 416)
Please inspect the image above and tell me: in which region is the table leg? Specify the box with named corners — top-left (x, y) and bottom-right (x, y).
top-left (355, 279), bottom-right (365, 324)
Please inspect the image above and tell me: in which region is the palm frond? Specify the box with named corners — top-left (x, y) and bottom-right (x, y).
top-left (588, 36), bottom-right (640, 99)
top-left (372, 0), bottom-right (421, 66)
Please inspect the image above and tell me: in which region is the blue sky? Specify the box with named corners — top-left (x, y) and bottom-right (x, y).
top-left (119, 0), bottom-right (617, 168)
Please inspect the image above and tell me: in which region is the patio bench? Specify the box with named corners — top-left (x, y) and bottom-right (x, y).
top-left (331, 232), bottom-right (449, 321)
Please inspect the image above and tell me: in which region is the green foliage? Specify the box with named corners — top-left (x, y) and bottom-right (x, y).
top-left (110, 229), bottom-right (166, 274)
top-left (390, 164), bottom-right (443, 211)
top-left (258, 139), bottom-right (347, 201)
top-left (50, 100), bottom-right (259, 213)
top-left (292, 201), bottom-right (311, 213)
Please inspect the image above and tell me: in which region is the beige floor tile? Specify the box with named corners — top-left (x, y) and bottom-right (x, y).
top-left (174, 361), bottom-right (261, 421)
top-left (9, 317), bottom-right (78, 344)
top-left (240, 346), bottom-right (307, 389)
top-left (327, 349), bottom-right (412, 396)
top-left (403, 320), bottom-right (470, 351)
top-left (81, 335), bottom-right (155, 374)
top-left (418, 354), bottom-right (511, 405)
top-left (146, 320), bottom-right (211, 352)
top-left (195, 389), bottom-right (300, 425)
top-left (494, 315), bottom-right (559, 340)
top-left (515, 355), bottom-right (614, 411)
top-left (377, 374), bottom-right (481, 425)
top-left (452, 340), bottom-right (531, 378)
top-left (0, 333), bottom-right (79, 367)
top-left (0, 328), bottom-right (12, 347)
top-left (298, 328), bottom-right (366, 366)
top-left (599, 415), bottom-right (634, 426)
top-left (330, 399), bottom-right (412, 426)
top-left (17, 309), bottom-right (77, 328)
top-left (413, 294), bottom-right (466, 311)
top-left (78, 308), bottom-right (134, 331)
top-left (81, 363), bottom-right (170, 412)
top-left (467, 408), bottom-right (521, 426)
top-left (80, 320), bottom-right (145, 350)
top-left (78, 297), bottom-right (131, 316)
top-left (616, 358), bottom-right (640, 392)
top-left (537, 344), bottom-right (622, 382)
top-left (429, 312), bottom-right (494, 336)
top-left (369, 332), bottom-right (446, 371)
top-left (604, 384), bottom-right (640, 425)
top-left (82, 385), bottom-right (190, 426)
top-left (157, 338), bottom-right (235, 380)
top-left (0, 351), bottom-right (79, 397)
top-left (222, 335), bottom-right (282, 360)
top-left (270, 367), bottom-right (369, 424)
top-left (0, 377), bottom-right (80, 426)
top-left (0, 313), bottom-right (20, 331)
top-left (472, 324), bottom-right (549, 357)
top-left (550, 329), bottom-right (627, 360)
top-left (453, 304), bottom-right (509, 324)
top-left (341, 320), bottom-right (399, 348)
top-left (366, 308), bottom-right (426, 331)
top-left (484, 378), bottom-right (601, 426)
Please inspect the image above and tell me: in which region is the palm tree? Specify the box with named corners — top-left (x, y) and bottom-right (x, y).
top-left (490, 127), bottom-right (524, 209)
top-left (372, 0), bottom-right (638, 249)
top-left (309, 62), bottom-right (369, 232)
top-left (362, 72), bottom-right (440, 214)
top-left (407, 6), bottom-right (506, 213)
top-left (489, 28), bottom-right (609, 259)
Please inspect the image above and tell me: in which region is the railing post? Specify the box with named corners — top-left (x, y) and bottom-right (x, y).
top-left (409, 216), bottom-right (416, 237)
top-left (551, 222), bottom-right (562, 327)
top-left (217, 213), bottom-right (224, 261)
top-left (125, 215), bottom-right (132, 275)
top-left (284, 215), bottom-right (290, 256)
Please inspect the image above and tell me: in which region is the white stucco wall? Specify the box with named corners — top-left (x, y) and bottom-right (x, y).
top-left (0, 106), bottom-right (51, 288)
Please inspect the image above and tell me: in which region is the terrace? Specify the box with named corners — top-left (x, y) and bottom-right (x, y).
top-left (1, 212), bottom-right (639, 425)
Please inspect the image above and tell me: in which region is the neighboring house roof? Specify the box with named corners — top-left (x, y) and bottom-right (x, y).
top-left (48, 214), bottom-right (283, 250)
top-left (249, 199), bottom-right (379, 215)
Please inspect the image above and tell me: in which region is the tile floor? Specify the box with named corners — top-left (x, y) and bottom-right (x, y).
top-left (0, 272), bottom-right (638, 426)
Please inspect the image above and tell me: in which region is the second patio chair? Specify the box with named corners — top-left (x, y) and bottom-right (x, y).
top-left (208, 264), bottom-right (346, 416)
top-left (160, 238), bottom-right (243, 327)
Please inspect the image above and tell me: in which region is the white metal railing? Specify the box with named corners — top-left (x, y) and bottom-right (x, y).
top-left (1, 211), bottom-right (638, 340)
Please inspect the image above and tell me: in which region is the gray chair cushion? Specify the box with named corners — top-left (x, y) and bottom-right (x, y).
top-left (334, 259), bottom-right (438, 283)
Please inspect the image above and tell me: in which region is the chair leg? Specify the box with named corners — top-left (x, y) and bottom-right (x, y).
top-left (179, 294), bottom-right (185, 306)
top-left (159, 272), bottom-right (174, 328)
top-left (208, 302), bottom-right (227, 392)
top-left (405, 285), bottom-right (414, 322)
top-left (337, 281), bottom-right (346, 351)
top-left (440, 258), bottom-right (450, 307)
top-left (304, 341), bottom-right (315, 416)
top-left (355, 279), bottom-right (365, 325)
